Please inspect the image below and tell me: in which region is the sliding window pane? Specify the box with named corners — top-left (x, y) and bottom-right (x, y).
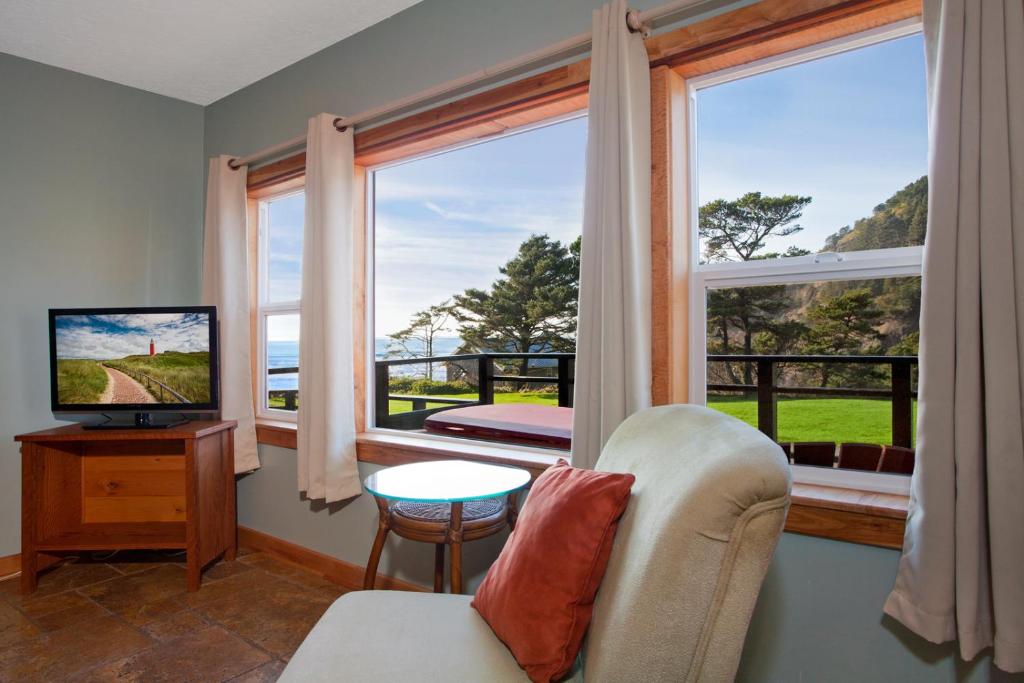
top-left (265, 193), bottom-right (304, 302)
top-left (266, 314), bottom-right (299, 412)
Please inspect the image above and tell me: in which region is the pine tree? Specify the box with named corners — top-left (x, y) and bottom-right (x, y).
top-left (386, 300), bottom-right (454, 380)
top-left (701, 193), bottom-right (813, 384)
top-left (452, 235), bottom-right (579, 376)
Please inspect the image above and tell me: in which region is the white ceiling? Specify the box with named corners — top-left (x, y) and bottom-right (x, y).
top-left (0, 0), bottom-right (423, 105)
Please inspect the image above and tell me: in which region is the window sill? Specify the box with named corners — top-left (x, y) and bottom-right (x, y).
top-left (254, 420), bottom-right (909, 546)
top-left (255, 420), bottom-right (560, 479)
top-left (786, 483), bottom-right (908, 549)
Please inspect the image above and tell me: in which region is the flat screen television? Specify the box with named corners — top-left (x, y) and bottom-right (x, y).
top-left (49, 306), bottom-right (218, 426)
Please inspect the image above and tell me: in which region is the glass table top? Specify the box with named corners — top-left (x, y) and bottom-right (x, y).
top-left (364, 460), bottom-right (531, 503)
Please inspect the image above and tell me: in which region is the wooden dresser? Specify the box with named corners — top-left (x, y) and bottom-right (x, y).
top-left (15, 420), bottom-right (237, 594)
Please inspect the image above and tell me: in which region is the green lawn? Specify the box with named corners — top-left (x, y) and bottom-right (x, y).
top-left (274, 390), bottom-right (915, 445)
top-left (707, 394), bottom-right (917, 445)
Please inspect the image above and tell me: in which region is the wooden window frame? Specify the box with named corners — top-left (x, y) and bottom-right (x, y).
top-left (247, 0), bottom-right (921, 548)
top-left (686, 18), bottom-right (926, 497)
top-left (251, 184), bottom-right (305, 423)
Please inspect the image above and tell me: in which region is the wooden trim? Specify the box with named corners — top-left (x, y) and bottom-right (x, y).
top-left (255, 419), bottom-right (558, 479)
top-left (649, 66), bottom-right (691, 405)
top-left (648, 0), bottom-right (922, 76)
top-left (0, 553), bottom-right (19, 579)
top-left (255, 420), bottom-right (298, 449)
top-left (238, 526), bottom-right (427, 593)
top-left (785, 483), bottom-right (908, 548)
top-left (246, 157), bottom-right (305, 194)
top-left (353, 68), bottom-right (589, 166)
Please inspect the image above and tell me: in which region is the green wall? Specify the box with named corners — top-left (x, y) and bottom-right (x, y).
top-left (0, 53), bottom-right (205, 558)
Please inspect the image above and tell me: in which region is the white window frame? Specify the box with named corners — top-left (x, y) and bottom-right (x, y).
top-left (363, 112), bottom-right (586, 445)
top-left (256, 187), bottom-right (304, 422)
top-left (687, 19), bottom-right (925, 494)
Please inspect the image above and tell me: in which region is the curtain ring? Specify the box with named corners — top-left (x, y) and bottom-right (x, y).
top-left (333, 117), bottom-right (348, 133)
top-left (227, 158), bottom-right (242, 170)
top-left (625, 9), bottom-right (649, 36)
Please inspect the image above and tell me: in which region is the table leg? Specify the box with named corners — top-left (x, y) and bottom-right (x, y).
top-left (364, 496), bottom-right (391, 590)
top-left (449, 502), bottom-right (464, 594)
top-left (434, 544), bottom-right (445, 593)
top-left (507, 492), bottom-right (520, 531)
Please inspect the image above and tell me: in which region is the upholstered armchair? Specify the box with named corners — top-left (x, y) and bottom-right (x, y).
top-left (281, 405), bottom-right (792, 682)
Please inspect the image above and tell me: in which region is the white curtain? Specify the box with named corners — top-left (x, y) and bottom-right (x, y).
top-left (571, 0), bottom-right (652, 469)
top-left (297, 113), bottom-right (362, 503)
top-left (202, 156), bottom-right (260, 473)
top-left (884, 0), bottom-right (1024, 673)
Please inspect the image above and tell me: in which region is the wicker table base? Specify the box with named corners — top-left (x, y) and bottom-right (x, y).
top-left (363, 495), bottom-right (518, 594)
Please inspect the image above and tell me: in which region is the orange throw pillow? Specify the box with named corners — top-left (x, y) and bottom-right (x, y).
top-left (472, 460), bottom-right (635, 682)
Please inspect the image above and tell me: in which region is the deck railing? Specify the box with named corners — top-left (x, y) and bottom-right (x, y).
top-left (706, 354), bottom-right (918, 448)
top-left (375, 352), bottom-right (575, 430)
top-left (267, 366), bottom-right (299, 411)
top-left (268, 353), bottom-right (918, 447)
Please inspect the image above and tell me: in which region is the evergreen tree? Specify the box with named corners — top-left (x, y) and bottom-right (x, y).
top-left (701, 193), bottom-right (812, 383)
top-left (699, 192), bottom-right (812, 262)
top-left (452, 234), bottom-right (579, 375)
top-left (805, 289), bottom-right (884, 386)
top-left (386, 300), bottom-right (454, 380)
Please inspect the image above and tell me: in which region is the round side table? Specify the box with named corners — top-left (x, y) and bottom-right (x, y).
top-left (362, 460), bottom-right (531, 594)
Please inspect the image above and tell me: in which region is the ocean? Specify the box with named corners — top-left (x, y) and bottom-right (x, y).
top-left (267, 337), bottom-right (462, 390)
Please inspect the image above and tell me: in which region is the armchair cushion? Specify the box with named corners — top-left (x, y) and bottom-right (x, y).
top-left (472, 460), bottom-right (635, 682)
top-left (278, 591), bottom-right (536, 682)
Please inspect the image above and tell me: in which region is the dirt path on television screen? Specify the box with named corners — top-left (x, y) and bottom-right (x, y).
top-left (98, 366), bottom-right (157, 404)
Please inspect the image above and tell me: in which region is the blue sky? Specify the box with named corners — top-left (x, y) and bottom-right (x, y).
top-left (55, 312), bottom-right (209, 360)
top-left (373, 116), bottom-right (588, 336)
top-left (263, 32), bottom-right (927, 341)
top-left (696, 33), bottom-right (927, 257)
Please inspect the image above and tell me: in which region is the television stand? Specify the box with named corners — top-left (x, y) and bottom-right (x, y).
top-left (15, 420), bottom-right (237, 594)
top-left (83, 412), bottom-right (191, 430)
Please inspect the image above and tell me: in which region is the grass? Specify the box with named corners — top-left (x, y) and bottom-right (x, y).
top-left (707, 394), bottom-right (917, 445)
top-left (56, 359), bottom-right (109, 403)
top-left (270, 390), bottom-right (916, 446)
top-left (267, 390), bottom-right (557, 413)
top-left (105, 351), bottom-right (211, 404)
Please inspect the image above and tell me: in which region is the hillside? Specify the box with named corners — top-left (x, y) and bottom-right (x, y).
top-left (824, 176), bottom-right (927, 252)
top-left (810, 175), bottom-right (927, 350)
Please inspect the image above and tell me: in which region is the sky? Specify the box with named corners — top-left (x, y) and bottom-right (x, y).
top-left (261, 31), bottom-right (928, 341)
top-left (695, 33), bottom-right (928, 257)
top-left (55, 312), bottom-right (210, 360)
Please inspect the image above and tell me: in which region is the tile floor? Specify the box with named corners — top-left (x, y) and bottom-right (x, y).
top-left (0, 548), bottom-right (344, 682)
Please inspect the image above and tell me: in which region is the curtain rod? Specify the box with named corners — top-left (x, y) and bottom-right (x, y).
top-left (228, 0), bottom-right (716, 170)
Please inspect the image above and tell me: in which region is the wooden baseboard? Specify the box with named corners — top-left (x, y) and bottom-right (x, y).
top-left (238, 526), bottom-right (428, 593)
top-left (0, 553), bottom-right (19, 580)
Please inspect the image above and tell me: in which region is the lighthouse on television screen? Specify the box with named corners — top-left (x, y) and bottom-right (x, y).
top-left (149, 338), bottom-right (155, 356)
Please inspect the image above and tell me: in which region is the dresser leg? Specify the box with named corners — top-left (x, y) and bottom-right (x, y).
top-left (186, 555), bottom-right (201, 592)
top-left (20, 550), bottom-right (36, 595)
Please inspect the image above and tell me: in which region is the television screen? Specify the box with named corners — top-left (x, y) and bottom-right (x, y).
top-left (49, 307), bottom-right (218, 411)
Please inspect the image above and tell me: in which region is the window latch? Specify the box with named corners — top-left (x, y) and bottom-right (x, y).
top-left (813, 251), bottom-right (845, 264)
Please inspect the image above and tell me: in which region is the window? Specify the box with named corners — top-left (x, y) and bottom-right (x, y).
top-left (368, 115), bottom-right (587, 448)
top-left (688, 22), bottom-right (927, 491)
top-left (257, 190), bottom-right (303, 419)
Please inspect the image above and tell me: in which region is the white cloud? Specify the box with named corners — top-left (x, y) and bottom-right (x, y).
top-left (56, 313), bottom-right (210, 360)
